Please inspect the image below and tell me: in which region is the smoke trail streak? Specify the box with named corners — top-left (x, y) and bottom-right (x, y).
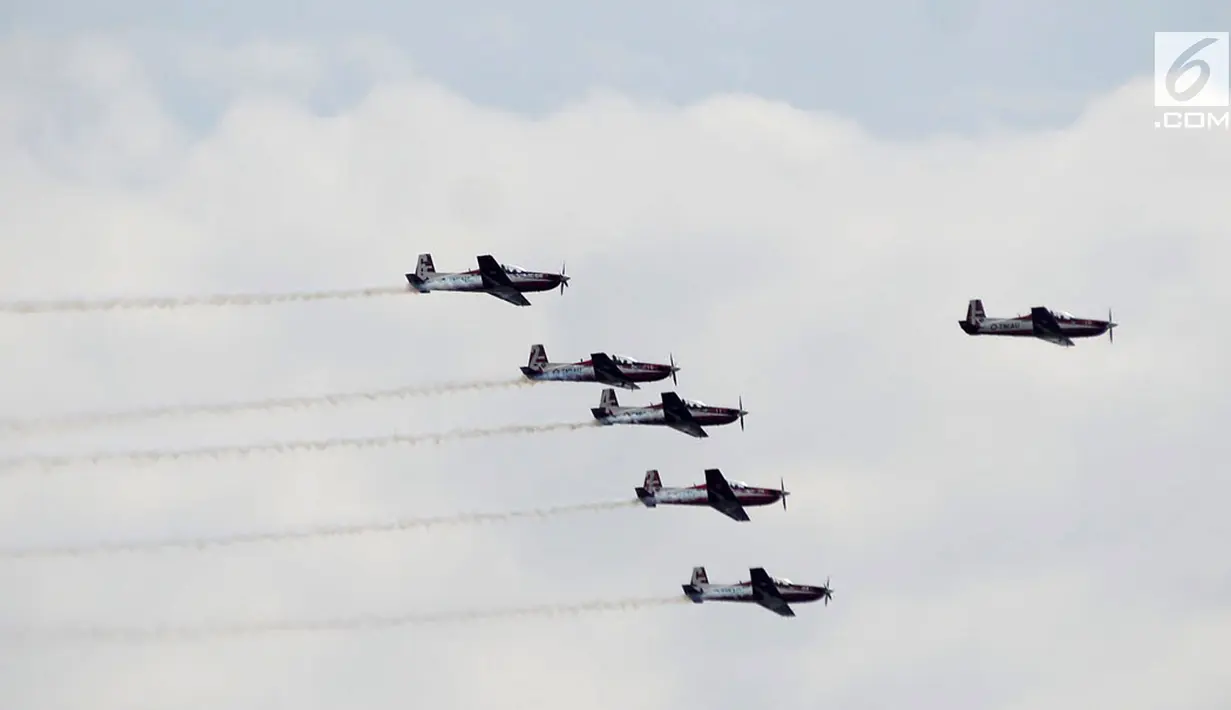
top-left (1, 597), bottom-right (689, 643)
top-left (0, 421), bottom-right (600, 475)
top-left (0, 378), bottom-right (537, 436)
top-left (0, 500), bottom-right (641, 558)
top-left (0, 285), bottom-right (411, 314)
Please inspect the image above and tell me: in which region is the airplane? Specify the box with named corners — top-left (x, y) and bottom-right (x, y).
top-left (405, 253), bottom-right (569, 307)
top-left (682, 566), bottom-right (832, 617)
top-left (635, 469), bottom-right (788, 521)
top-left (520, 344), bottom-right (680, 390)
top-left (590, 388), bottom-right (746, 438)
top-left (958, 299), bottom-right (1117, 347)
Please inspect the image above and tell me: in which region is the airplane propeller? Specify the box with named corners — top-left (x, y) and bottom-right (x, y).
top-left (669, 353), bottom-right (679, 385)
top-left (1108, 307), bottom-right (1114, 344)
top-left (780, 477), bottom-right (788, 511)
top-left (738, 396), bottom-right (746, 431)
top-left (558, 261), bottom-right (569, 294)
top-left (821, 577), bottom-right (833, 606)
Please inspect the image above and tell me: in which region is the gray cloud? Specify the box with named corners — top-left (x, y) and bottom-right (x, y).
top-left (0, 33), bottom-right (1229, 710)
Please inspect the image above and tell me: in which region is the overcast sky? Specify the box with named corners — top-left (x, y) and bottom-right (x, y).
top-left (1, 4), bottom-right (1230, 710)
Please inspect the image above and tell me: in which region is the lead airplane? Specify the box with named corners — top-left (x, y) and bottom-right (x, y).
top-left (958, 299), bottom-right (1117, 347)
top-left (520, 344), bottom-right (679, 390)
top-left (590, 388), bottom-right (746, 438)
top-left (635, 469), bottom-right (787, 521)
top-left (405, 253), bottom-right (569, 307)
top-left (682, 566), bottom-right (832, 617)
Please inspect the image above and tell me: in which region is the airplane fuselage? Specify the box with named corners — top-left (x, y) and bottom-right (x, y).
top-left (521, 361), bottom-right (675, 388)
top-left (649, 486), bottom-right (783, 508)
top-left (960, 316), bottom-right (1112, 339)
top-left (593, 404), bottom-right (741, 427)
top-left (683, 582), bottom-right (828, 605)
top-left (416, 271), bottom-right (564, 294)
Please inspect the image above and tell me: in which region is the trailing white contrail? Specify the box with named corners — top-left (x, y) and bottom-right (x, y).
top-left (0, 500), bottom-right (642, 558)
top-left (0, 378), bottom-right (537, 436)
top-left (0, 421), bottom-right (600, 475)
top-left (1, 597), bottom-right (690, 643)
top-left (0, 285), bottom-right (412, 314)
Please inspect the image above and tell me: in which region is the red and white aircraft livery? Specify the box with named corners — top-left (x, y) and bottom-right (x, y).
top-left (405, 253), bottom-right (569, 307)
top-left (590, 388), bottom-right (746, 438)
top-left (682, 566), bottom-right (832, 617)
top-left (958, 299), bottom-right (1117, 347)
top-left (635, 469), bottom-right (788, 521)
top-left (520, 344), bottom-right (679, 390)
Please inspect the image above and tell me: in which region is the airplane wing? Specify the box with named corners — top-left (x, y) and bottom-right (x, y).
top-left (476, 255), bottom-right (531, 307)
top-left (589, 353), bottom-right (639, 389)
top-left (749, 567), bottom-right (794, 617)
top-left (486, 288), bottom-right (532, 306)
top-left (1030, 307), bottom-right (1075, 347)
top-left (661, 392), bottom-right (707, 438)
top-left (704, 468), bottom-right (750, 521)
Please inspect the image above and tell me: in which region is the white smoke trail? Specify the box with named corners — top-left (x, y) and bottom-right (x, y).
top-left (0, 378), bottom-right (537, 436)
top-left (0, 421), bottom-right (600, 475)
top-left (1, 597), bottom-right (690, 643)
top-left (0, 500), bottom-right (641, 558)
top-left (0, 285), bottom-right (412, 314)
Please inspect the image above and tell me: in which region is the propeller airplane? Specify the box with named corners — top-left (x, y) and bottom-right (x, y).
top-left (682, 566), bottom-right (832, 617)
top-left (520, 344), bottom-right (679, 390)
top-left (635, 468), bottom-right (787, 521)
top-left (958, 299), bottom-right (1117, 347)
top-left (590, 388), bottom-right (746, 438)
top-left (405, 253), bottom-right (569, 307)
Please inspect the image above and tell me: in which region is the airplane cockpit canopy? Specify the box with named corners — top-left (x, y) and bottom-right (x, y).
top-left (729, 481), bottom-right (750, 489)
top-left (738, 575), bottom-right (790, 585)
top-left (1018, 308), bottom-right (1074, 320)
top-left (501, 264), bottom-right (527, 274)
top-left (609, 354), bottom-right (635, 365)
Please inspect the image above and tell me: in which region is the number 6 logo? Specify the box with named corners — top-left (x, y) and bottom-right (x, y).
top-left (1167, 37), bottom-right (1219, 102)
top-left (1155, 32), bottom-right (1230, 108)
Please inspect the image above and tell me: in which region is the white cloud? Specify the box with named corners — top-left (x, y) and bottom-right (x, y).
top-left (0, 34), bottom-right (1228, 710)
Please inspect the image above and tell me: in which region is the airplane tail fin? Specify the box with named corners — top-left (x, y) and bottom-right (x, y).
top-left (635, 469), bottom-right (662, 507)
top-left (416, 254), bottom-right (436, 279)
top-left (591, 388), bottom-right (620, 421)
top-left (960, 299), bottom-right (985, 335)
top-left (406, 254), bottom-right (435, 292)
top-left (526, 344), bottom-right (548, 372)
top-left (521, 344), bottom-right (550, 379)
top-left (683, 566), bottom-right (709, 602)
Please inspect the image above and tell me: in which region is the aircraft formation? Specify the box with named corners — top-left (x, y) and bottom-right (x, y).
top-left (406, 254), bottom-right (1121, 616)
top-left (0, 252), bottom-right (1122, 627)
top-left (405, 252), bottom-right (818, 615)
